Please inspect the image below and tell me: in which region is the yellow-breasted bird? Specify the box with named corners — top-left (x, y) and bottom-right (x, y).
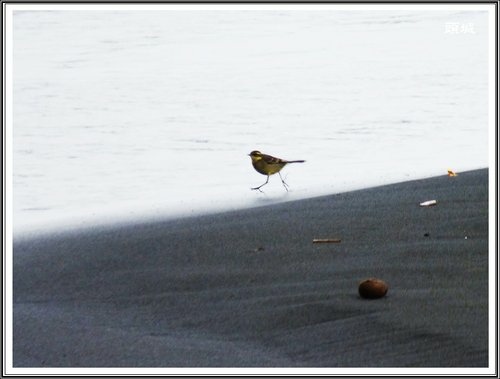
top-left (248, 150), bottom-right (305, 192)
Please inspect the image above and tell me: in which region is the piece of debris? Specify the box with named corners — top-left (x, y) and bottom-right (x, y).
top-left (254, 246), bottom-right (265, 252)
top-left (420, 200), bottom-right (437, 207)
top-left (447, 169), bottom-right (458, 177)
top-left (424, 233), bottom-right (430, 237)
top-left (312, 238), bottom-right (341, 244)
top-left (358, 278), bottom-right (388, 299)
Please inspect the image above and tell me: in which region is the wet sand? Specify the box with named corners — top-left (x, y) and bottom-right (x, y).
top-left (13, 169), bottom-right (489, 367)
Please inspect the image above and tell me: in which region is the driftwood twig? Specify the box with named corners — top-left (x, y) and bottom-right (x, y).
top-left (312, 238), bottom-right (341, 244)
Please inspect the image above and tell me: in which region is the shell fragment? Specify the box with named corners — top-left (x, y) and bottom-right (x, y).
top-left (420, 200), bottom-right (437, 207)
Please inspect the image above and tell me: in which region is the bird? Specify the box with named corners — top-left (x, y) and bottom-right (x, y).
top-left (248, 150), bottom-right (305, 192)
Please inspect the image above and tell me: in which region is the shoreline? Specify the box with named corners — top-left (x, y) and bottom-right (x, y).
top-left (13, 168), bottom-right (489, 368)
top-left (14, 167), bottom-right (488, 239)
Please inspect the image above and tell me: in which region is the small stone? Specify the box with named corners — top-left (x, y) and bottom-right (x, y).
top-left (358, 278), bottom-right (388, 299)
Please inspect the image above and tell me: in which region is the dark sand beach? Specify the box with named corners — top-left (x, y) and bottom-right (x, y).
top-left (13, 169), bottom-right (489, 368)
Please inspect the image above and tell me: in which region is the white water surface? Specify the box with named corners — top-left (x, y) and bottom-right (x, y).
top-left (12, 8), bottom-right (490, 234)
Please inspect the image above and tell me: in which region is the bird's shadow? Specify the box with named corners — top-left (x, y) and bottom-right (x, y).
top-left (249, 190), bottom-right (290, 205)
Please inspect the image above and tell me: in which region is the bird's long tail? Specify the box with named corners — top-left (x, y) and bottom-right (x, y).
top-left (287, 160), bottom-right (305, 163)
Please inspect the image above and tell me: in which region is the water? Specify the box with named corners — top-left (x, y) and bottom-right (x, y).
top-left (12, 8), bottom-right (490, 233)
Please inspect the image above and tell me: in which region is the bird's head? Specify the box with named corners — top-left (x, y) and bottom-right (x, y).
top-left (248, 150), bottom-right (263, 162)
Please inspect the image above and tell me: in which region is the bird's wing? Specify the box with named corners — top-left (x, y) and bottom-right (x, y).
top-left (262, 154), bottom-right (287, 164)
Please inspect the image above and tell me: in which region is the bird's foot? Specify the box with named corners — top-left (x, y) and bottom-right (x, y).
top-left (279, 173), bottom-right (290, 192)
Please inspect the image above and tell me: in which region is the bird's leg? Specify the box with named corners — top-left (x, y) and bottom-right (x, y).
top-left (278, 172), bottom-right (289, 192)
top-left (251, 176), bottom-right (269, 192)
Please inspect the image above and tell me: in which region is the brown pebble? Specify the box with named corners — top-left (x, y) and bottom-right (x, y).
top-left (358, 278), bottom-right (388, 299)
